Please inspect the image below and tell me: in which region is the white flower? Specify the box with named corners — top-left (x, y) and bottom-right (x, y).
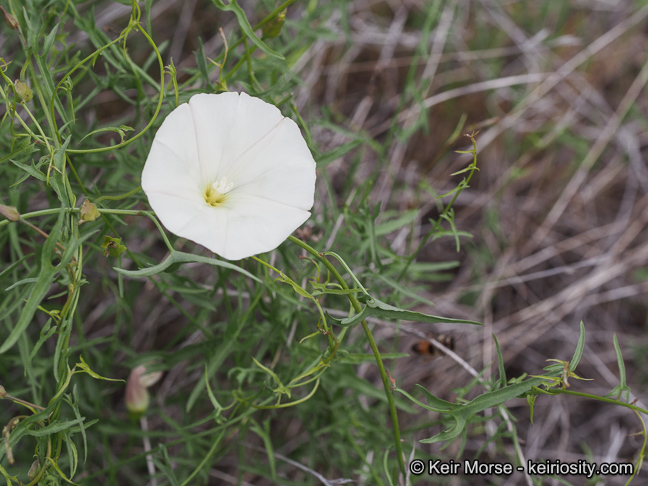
top-left (142, 92), bottom-right (316, 260)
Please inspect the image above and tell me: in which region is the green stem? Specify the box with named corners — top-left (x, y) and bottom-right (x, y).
top-left (64, 17), bottom-right (166, 154)
top-left (287, 235), bottom-right (406, 476)
top-left (94, 186), bottom-right (143, 204)
top-left (179, 428), bottom-right (228, 486)
top-left (190, 0), bottom-right (299, 87)
top-left (537, 388), bottom-right (648, 414)
top-left (250, 254), bottom-right (336, 351)
top-left (397, 135), bottom-right (479, 281)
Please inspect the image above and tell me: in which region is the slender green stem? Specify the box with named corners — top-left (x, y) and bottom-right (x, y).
top-left (179, 428), bottom-right (228, 486)
top-left (251, 254), bottom-right (336, 353)
top-left (64, 17), bottom-right (166, 154)
top-left (537, 388), bottom-right (648, 414)
top-left (250, 254), bottom-right (282, 274)
top-left (397, 134), bottom-right (479, 281)
top-left (94, 186), bottom-right (142, 204)
top-left (287, 235), bottom-right (406, 476)
top-left (191, 0), bottom-right (299, 87)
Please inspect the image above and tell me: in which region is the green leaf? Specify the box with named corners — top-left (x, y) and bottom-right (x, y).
top-left (569, 320), bottom-right (586, 372)
top-left (0, 210), bottom-right (64, 354)
top-left (275, 272), bottom-right (311, 298)
top-left (375, 209), bottom-right (419, 236)
top-left (397, 374), bottom-right (556, 444)
top-left (493, 334), bottom-right (506, 388)
top-left (605, 334), bottom-right (631, 402)
top-left (211, 0), bottom-right (284, 60)
top-left (373, 273), bottom-right (435, 307)
top-left (527, 394), bottom-right (537, 426)
top-left (310, 286), bottom-right (364, 297)
top-left (69, 387), bottom-right (90, 464)
top-left (0, 254), bottom-right (30, 280)
top-left (75, 356), bottom-right (124, 382)
top-left (47, 457), bottom-right (81, 485)
top-left (194, 38), bottom-right (210, 84)
top-left (4, 277), bottom-right (39, 291)
top-left (42, 22), bottom-right (60, 56)
top-left (203, 369), bottom-right (224, 422)
top-left (9, 158), bottom-right (47, 182)
top-left (25, 418), bottom-right (85, 437)
top-left (261, 8), bottom-right (286, 39)
top-left (250, 419), bottom-right (276, 479)
top-left (62, 433), bottom-right (79, 478)
top-left (49, 138), bottom-right (72, 205)
top-left (114, 250), bottom-right (261, 282)
top-left (316, 139), bottom-right (362, 168)
top-left (79, 125), bottom-right (134, 144)
top-left (327, 294), bottom-right (482, 327)
top-left (28, 318), bottom-right (57, 362)
top-left (394, 386), bottom-right (453, 413)
top-left (335, 351), bottom-right (409, 364)
top-left (101, 235), bottom-right (127, 257)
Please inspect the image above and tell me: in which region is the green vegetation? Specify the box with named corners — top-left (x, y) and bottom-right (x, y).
top-left (2, 0), bottom-right (648, 484)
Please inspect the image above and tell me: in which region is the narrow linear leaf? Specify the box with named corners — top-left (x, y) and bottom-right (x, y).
top-left (42, 22), bottom-right (60, 56)
top-left (47, 457), bottom-right (81, 485)
top-left (75, 356), bottom-right (124, 382)
top-left (212, 0), bottom-right (285, 60)
top-left (0, 211), bottom-right (64, 354)
top-left (328, 294), bottom-right (482, 327)
top-left (114, 250), bottom-right (261, 282)
top-left (569, 321), bottom-right (586, 372)
top-left (24, 418), bottom-right (85, 438)
top-left (493, 334), bottom-right (506, 388)
top-left (399, 374), bottom-right (558, 445)
top-left (335, 352), bottom-right (410, 364)
top-left (316, 139), bottom-right (362, 168)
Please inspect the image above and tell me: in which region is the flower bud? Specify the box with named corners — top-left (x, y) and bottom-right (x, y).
top-left (262, 9), bottom-right (286, 39)
top-left (14, 80), bottom-right (32, 103)
top-left (1, 6), bottom-right (19, 31)
top-left (125, 365), bottom-right (163, 420)
top-left (28, 459), bottom-right (39, 480)
top-left (0, 204), bottom-right (20, 222)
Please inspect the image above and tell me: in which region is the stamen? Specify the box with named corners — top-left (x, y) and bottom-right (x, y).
top-left (204, 176), bottom-right (234, 207)
top-left (213, 177), bottom-right (234, 194)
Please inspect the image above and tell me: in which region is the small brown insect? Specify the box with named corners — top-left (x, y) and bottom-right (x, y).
top-left (411, 334), bottom-right (455, 358)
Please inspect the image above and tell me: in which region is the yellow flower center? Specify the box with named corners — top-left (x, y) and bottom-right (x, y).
top-left (203, 177), bottom-right (234, 207)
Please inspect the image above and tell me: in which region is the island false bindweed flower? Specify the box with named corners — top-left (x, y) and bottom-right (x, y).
top-left (142, 92), bottom-right (316, 260)
top-left (125, 365), bottom-right (163, 419)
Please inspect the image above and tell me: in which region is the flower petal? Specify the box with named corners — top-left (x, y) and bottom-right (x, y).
top-left (226, 117), bottom-right (316, 210)
top-left (142, 103), bottom-right (202, 196)
top-left (188, 92), bottom-right (285, 184)
top-left (222, 194), bottom-right (311, 260)
top-left (145, 192), bottom-right (229, 254)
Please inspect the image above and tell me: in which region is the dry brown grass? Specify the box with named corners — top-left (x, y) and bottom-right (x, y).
top-left (286, 1), bottom-right (648, 484)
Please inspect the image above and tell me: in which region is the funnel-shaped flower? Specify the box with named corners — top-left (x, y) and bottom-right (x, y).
top-left (142, 92), bottom-right (316, 260)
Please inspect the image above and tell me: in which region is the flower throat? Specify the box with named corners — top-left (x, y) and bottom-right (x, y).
top-left (204, 177), bottom-right (233, 207)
